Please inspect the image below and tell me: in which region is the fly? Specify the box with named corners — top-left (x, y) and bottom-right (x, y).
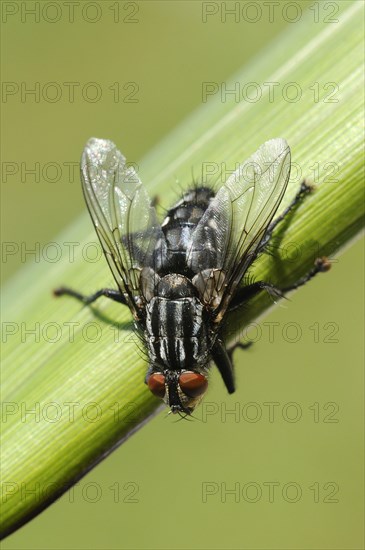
top-left (55, 138), bottom-right (330, 416)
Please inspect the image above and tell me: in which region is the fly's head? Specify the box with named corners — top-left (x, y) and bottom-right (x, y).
top-left (147, 368), bottom-right (209, 416)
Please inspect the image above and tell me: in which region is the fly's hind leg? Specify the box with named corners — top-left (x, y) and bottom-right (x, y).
top-left (258, 180), bottom-right (313, 255)
top-left (225, 182), bottom-right (329, 364)
top-left (54, 286), bottom-right (127, 306)
top-left (280, 257), bottom-right (331, 293)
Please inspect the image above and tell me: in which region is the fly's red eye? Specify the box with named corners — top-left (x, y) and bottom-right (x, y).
top-left (147, 373), bottom-right (166, 398)
top-left (179, 372), bottom-right (208, 398)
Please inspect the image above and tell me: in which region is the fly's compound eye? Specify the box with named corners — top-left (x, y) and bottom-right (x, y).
top-left (147, 373), bottom-right (166, 398)
top-left (179, 372), bottom-right (208, 398)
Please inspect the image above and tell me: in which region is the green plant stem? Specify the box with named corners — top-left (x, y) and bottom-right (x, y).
top-left (1, 1), bottom-right (364, 539)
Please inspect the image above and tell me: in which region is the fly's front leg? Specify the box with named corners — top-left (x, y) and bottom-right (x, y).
top-left (226, 341), bottom-right (253, 361)
top-left (228, 257), bottom-right (331, 312)
top-left (54, 286), bottom-right (127, 306)
top-left (211, 340), bottom-right (235, 394)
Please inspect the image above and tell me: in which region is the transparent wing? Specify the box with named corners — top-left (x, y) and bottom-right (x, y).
top-left (188, 138), bottom-right (291, 316)
top-left (81, 137), bottom-right (165, 316)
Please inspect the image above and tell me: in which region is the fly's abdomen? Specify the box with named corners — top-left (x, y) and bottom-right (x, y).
top-left (160, 187), bottom-right (215, 274)
top-left (146, 295), bottom-right (208, 370)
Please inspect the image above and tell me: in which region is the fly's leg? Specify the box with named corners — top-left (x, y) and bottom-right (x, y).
top-left (228, 257), bottom-right (331, 312)
top-left (258, 180), bottom-right (313, 254)
top-left (54, 286), bottom-right (127, 306)
top-left (220, 183), bottom-right (325, 374)
top-left (227, 341), bottom-right (253, 361)
top-left (211, 340), bottom-right (235, 394)
top-left (228, 281), bottom-right (285, 310)
top-left (281, 256), bottom-right (331, 292)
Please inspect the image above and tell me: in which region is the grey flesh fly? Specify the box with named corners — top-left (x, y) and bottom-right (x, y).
top-left (55, 138), bottom-right (330, 416)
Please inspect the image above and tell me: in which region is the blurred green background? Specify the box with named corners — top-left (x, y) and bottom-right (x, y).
top-left (1, 1), bottom-right (363, 549)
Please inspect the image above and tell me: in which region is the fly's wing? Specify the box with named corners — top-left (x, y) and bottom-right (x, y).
top-left (81, 138), bottom-right (165, 317)
top-left (188, 138), bottom-right (291, 317)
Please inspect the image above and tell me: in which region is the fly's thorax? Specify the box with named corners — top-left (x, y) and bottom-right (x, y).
top-left (156, 273), bottom-right (199, 299)
top-left (144, 273), bottom-right (213, 371)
